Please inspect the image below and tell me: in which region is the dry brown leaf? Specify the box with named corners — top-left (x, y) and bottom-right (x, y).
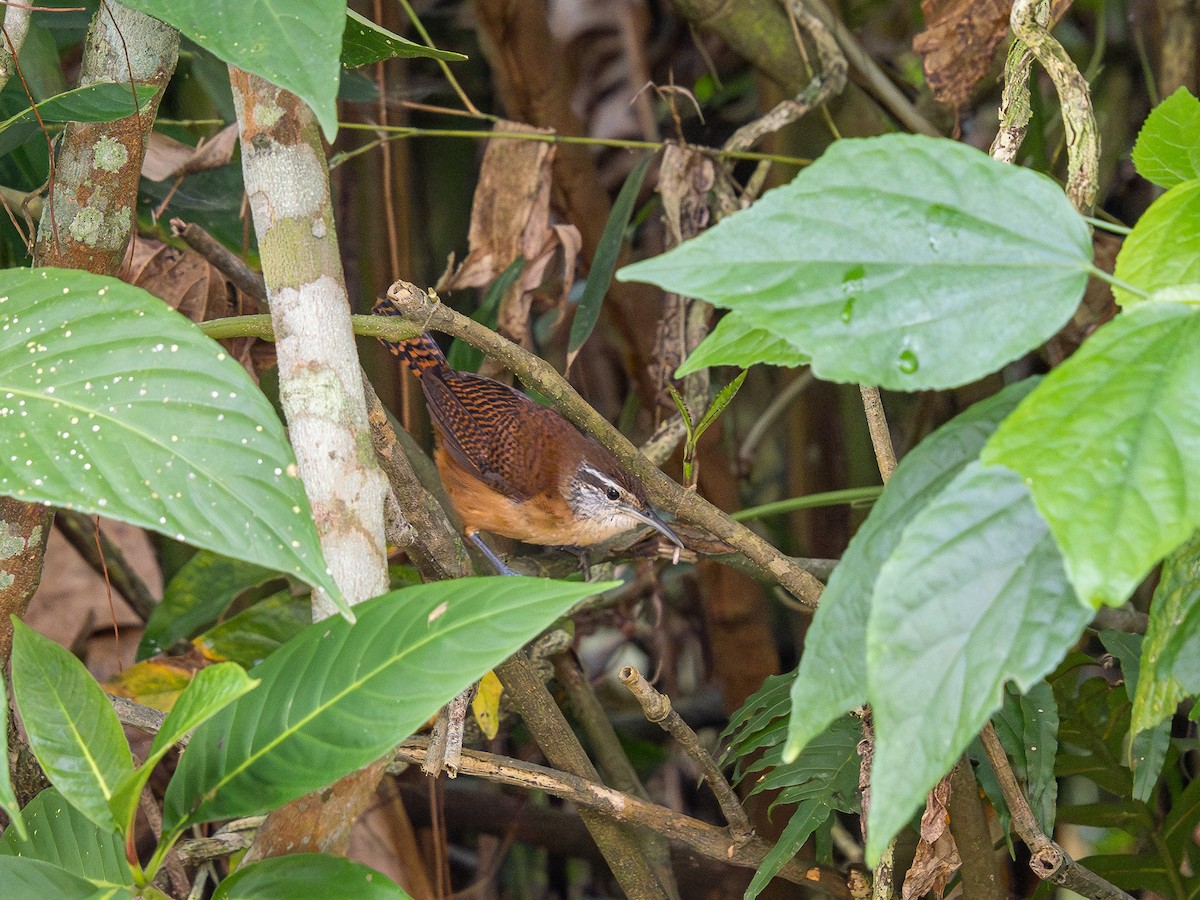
top-left (913, 0), bottom-right (1013, 112)
top-left (901, 774), bottom-right (962, 899)
top-left (121, 235), bottom-right (270, 377)
top-left (141, 124), bottom-right (239, 182)
top-left (438, 120), bottom-right (581, 353)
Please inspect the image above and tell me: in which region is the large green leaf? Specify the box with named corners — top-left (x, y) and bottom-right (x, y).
top-left (1131, 87), bottom-right (1200, 188)
top-left (341, 10), bottom-right (464, 68)
top-left (117, 0), bottom-right (346, 139)
top-left (1132, 531), bottom-right (1200, 735)
top-left (1112, 180), bottom-right (1200, 305)
top-left (0, 667), bottom-right (25, 839)
top-left (983, 301), bottom-right (1200, 607)
top-left (163, 576), bottom-right (608, 834)
top-left (9, 620), bottom-right (131, 832)
top-left (0, 268), bottom-right (342, 607)
top-left (784, 379), bottom-right (1037, 761)
top-left (0, 82), bottom-right (161, 157)
top-left (864, 462), bottom-right (1090, 863)
top-left (139, 551), bottom-right (282, 659)
top-left (675, 312), bottom-right (808, 375)
top-left (213, 854), bottom-right (410, 899)
top-left (618, 134), bottom-right (1092, 390)
top-left (0, 788), bottom-right (129, 888)
top-left (0, 857), bottom-right (127, 898)
top-left (109, 664), bottom-right (258, 836)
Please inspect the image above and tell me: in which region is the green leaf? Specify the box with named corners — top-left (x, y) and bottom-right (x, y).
top-left (569, 153), bottom-right (655, 355)
top-left (0, 668), bottom-right (25, 840)
top-left (618, 134), bottom-right (1092, 390)
top-left (0, 82), bottom-right (161, 157)
top-left (163, 577), bottom-right (609, 834)
top-left (1112, 180), bottom-right (1200, 305)
top-left (116, 0), bottom-right (347, 140)
top-left (675, 313), bottom-right (809, 376)
top-left (1098, 630), bottom-right (1171, 802)
top-left (0, 788), bottom-right (129, 888)
top-left (0, 268), bottom-right (342, 609)
top-left (1131, 87), bottom-right (1200, 188)
top-left (214, 853), bottom-right (410, 899)
top-left (139, 551), bottom-right (282, 659)
top-left (341, 10), bottom-right (465, 67)
top-left (991, 682), bottom-right (1059, 834)
top-left (784, 378), bottom-right (1038, 761)
top-left (195, 587), bottom-right (312, 667)
top-left (738, 718), bottom-right (860, 900)
top-left (0, 857), bottom-right (127, 898)
top-left (864, 462), bottom-right (1090, 864)
top-left (693, 370), bottom-right (746, 442)
top-left (110, 664), bottom-right (258, 835)
top-left (9, 619), bottom-right (131, 832)
top-left (983, 301), bottom-right (1200, 607)
top-left (1133, 530), bottom-right (1200, 735)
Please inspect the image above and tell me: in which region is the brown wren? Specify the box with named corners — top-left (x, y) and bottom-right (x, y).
top-left (373, 300), bottom-right (682, 575)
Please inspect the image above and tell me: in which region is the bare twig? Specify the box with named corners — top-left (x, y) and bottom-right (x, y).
top-left (393, 737), bottom-right (850, 897)
top-left (171, 219), bottom-right (267, 303)
top-left (858, 386), bottom-right (896, 483)
top-left (980, 724), bottom-right (1133, 899)
top-left (54, 510), bottom-right (158, 622)
top-left (620, 666), bottom-right (753, 843)
top-left (421, 686), bottom-right (474, 778)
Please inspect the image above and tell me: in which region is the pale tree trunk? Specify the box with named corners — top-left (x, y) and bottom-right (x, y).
top-left (229, 67), bottom-right (390, 859)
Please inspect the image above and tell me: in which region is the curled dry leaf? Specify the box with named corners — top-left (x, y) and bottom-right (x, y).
top-left (437, 120), bottom-right (581, 356)
top-left (121, 235), bottom-right (270, 376)
top-left (901, 774), bottom-right (961, 900)
top-left (912, 0), bottom-right (1013, 113)
top-left (141, 124), bottom-right (239, 182)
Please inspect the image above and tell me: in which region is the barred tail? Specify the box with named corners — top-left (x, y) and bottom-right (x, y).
top-left (371, 298), bottom-right (449, 378)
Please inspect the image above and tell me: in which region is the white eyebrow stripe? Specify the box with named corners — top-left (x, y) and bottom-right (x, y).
top-left (580, 465), bottom-right (624, 493)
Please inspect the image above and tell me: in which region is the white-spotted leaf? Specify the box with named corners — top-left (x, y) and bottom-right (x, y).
top-left (0, 268), bottom-right (341, 606)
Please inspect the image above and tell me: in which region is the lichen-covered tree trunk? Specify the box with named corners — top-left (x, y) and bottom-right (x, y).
top-left (229, 67), bottom-right (390, 858)
top-left (35, 3), bottom-right (178, 271)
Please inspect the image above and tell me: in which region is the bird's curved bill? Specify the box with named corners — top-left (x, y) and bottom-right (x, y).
top-left (624, 506), bottom-right (684, 548)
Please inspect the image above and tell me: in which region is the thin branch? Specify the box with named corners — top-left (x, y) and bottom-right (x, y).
top-left (619, 666), bottom-right (754, 843)
top-left (859, 386), bottom-right (896, 483)
top-left (54, 510), bottom-right (158, 622)
top-left (392, 737), bottom-right (850, 897)
top-left (979, 724), bottom-right (1133, 899)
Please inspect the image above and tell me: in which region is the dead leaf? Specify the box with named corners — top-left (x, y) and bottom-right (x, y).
top-left (913, 0), bottom-right (1013, 112)
top-left (901, 774), bottom-right (962, 899)
top-left (141, 124), bottom-right (239, 182)
top-left (121, 235), bottom-right (270, 377)
top-left (437, 120), bottom-right (581, 354)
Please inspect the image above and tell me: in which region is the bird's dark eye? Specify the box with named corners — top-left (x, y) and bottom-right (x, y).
top-left (605, 487), bottom-right (621, 501)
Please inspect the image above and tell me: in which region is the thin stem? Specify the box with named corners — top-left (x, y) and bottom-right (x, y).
top-left (732, 486), bottom-right (882, 521)
top-left (397, 0), bottom-right (488, 118)
top-left (1087, 266), bottom-right (1148, 298)
top-left (859, 385), bottom-right (896, 483)
top-left (335, 121), bottom-right (812, 167)
top-left (1082, 215), bottom-right (1131, 235)
top-left (979, 723), bottom-right (1134, 899)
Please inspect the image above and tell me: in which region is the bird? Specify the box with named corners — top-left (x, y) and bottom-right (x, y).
top-left (372, 298), bottom-right (683, 575)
